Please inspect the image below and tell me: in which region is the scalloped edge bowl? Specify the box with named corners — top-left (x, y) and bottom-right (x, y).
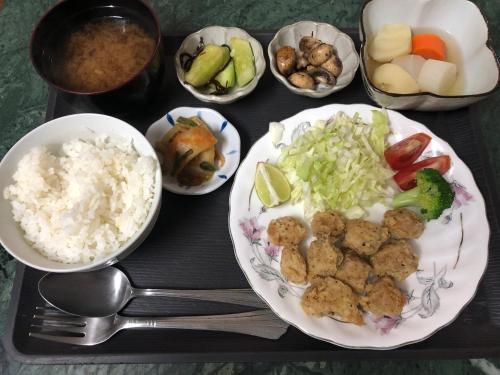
top-left (360, 0), bottom-right (500, 111)
top-left (268, 21), bottom-right (359, 98)
top-left (174, 26), bottom-right (266, 104)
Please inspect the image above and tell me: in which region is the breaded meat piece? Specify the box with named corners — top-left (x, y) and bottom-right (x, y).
top-left (383, 208), bottom-right (425, 239)
top-left (371, 239), bottom-right (418, 281)
top-left (301, 277), bottom-right (364, 325)
top-left (335, 251), bottom-right (372, 293)
top-left (311, 211), bottom-right (345, 240)
top-left (343, 219), bottom-right (389, 256)
top-left (307, 239), bottom-right (344, 281)
top-left (280, 245), bottom-right (307, 284)
top-left (268, 216), bottom-right (307, 246)
top-left (361, 276), bottom-right (406, 317)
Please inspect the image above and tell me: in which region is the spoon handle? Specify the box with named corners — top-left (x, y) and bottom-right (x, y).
top-left (132, 288), bottom-right (267, 308)
top-left (120, 310), bottom-right (288, 340)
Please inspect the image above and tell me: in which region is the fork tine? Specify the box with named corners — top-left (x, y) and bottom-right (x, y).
top-left (29, 332), bottom-right (85, 345)
top-left (33, 313), bottom-right (86, 323)
top-left (30, 324), bottom-right (86, 334)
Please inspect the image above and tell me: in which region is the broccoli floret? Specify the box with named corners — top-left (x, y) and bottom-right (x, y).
top-left (392, 168), bottom-right (455, 221)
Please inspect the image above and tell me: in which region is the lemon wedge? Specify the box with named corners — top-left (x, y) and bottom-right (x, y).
top-left (254, 162), bottom-right (291, 207)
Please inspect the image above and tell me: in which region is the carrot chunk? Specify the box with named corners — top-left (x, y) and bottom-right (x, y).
top-left (411, 34), bottom-right (446, 61)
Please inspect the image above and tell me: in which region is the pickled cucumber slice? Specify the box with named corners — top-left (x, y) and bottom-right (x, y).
top-left (214, 59), bottom-right (235, 89)
top-left (229, 37), bottom-right (256, 87)
top-left (184, 44), bottom-right (230, 87)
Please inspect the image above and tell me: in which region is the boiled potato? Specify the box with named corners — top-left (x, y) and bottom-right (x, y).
top-left (417, 59), bottom-right (457, 95)
top-left (373, 63), bottom-right (420, 94)
top-left (369, 24), bottom-right (412, 63)
top-left (392, 54), bottom-right (426, 81)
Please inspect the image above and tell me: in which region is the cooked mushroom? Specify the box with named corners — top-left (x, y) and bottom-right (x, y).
top-left (321, 54), bottom-right (343, 77)
top-left (306, 66), bottom-right (336, 86)
top-left (295, 51), bottom-right (309, 70)
top-left (288, 71), bottom-right (315, 89)
top-left (308, 43), bottom-right (334, 66)
top-left (299, 36), bottom-right (321, 54)
top-left (276, 46), bottom-right (297, 76)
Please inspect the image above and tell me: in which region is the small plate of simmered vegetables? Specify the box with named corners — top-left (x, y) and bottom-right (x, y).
top-left (175, 26), bottom-right (266, 104)
top-left (146, 107), bottom-right (240, 194)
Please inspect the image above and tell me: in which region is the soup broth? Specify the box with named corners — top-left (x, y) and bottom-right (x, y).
top-left (54, 18), bottom-right (156, 92)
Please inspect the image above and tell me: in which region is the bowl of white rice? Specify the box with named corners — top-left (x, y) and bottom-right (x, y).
top-left (0, 113), bottom-right (162, 272)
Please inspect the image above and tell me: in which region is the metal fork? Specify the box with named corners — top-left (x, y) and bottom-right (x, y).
top-left (29, 306), bottom-right (289, 345)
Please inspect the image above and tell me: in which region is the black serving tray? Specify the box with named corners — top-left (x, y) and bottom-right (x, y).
top-left (3, 31), bottom-right (500, 363)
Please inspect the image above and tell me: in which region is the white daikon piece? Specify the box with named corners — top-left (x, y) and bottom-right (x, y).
top-left (369, 24), bottom-right (412, 63)
top-left (373, 63), bottom-right (420, 94)
top-left (417, 59), bottom-right (457, 95)
top-left (392, 54), bottom-right (426, 80)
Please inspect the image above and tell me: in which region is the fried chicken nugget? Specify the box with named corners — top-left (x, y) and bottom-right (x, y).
top-left (268, 216), bottom-right (307, 246)
top-left (301, 277), bottom-right (364, 325)
top-left (361, 276), bottom-right (406, 317)
top-left (343, 219), bottom-right (390, 256)
top-left (383, 208), bottom-right (425, 239)
top-left (335, 251), bottom-right (372, 293)
top-left (280, 245), bottom-right (307, 284)
top-left (307, 239), bottom-right (344, 281)
top-left (311, 211), bottom-right (346, 240)
top-left (371, 239), bottom-right (418, 281)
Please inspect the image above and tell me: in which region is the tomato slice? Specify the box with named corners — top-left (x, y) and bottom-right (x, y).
top-left (393, 155), bottom-right (451, 190)
top-left (384, 133), bottom-right (432, 170)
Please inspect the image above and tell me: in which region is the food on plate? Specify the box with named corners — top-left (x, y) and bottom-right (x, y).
top-left (368, 24), bottom-right (412, 63)
top-left (383, 208), bottom-right (425, 239)
top-left (343, 219), bottom-right (390, 257)
top-left (180, 37), bottom-right (255, 94)
top-left (3, 136), bottom-right (156, 264)
top-left (384, 132), bottom-right (431, 170)
top-left (372, 63), bottom-right (420, 94)
top-left (281, 245), bottom-right (308, 284)
top-left (367, 24), bottom-right (462, 95)
top-left (361, 276), bottom-right (406, 317)
top-left (371, 240), bottom-right (419, 281)
top-left (230, 37), bottom-right (257, 87)
top-left (55, 19), bottom-right (156, 92)
top-left (276, 45), bottom-right (296, 76)
top-left (254, 162), bottom-right (291, 207)
top-left (274, 35), bottom-right (343, 90)
top-left (411, 34), bottom-right (446, 61)
top-left (307, 239), bottom-right (344, 281)
top-left (393, 168), bottom-right (454, 221)
top-left (156, 116), bottom-right (223, 186)
top-left (417, 59), bottom-right (457, 95)
top-left (270, 209), bottom-right (420, 325)
top-left (288, 71), bottom-right (315, 90)
top-left (183, 44), bottom-right (231, 87)
top-left (214, 59), bottom-right (236, 89)
top-left (278, 111), bottom-right (393, 218)
top-left (267, 216), bottom-right (307, 246)
top-left (393, 155), bottom-right (451, 191)
top-left (301, 277), bottom-right (364, 325)
top-left (335, 251), bottom-right (372, 294)
top-left (311, 211), bottom-right (345, 241)
top-left (391, 54), bottom-right (426, 81)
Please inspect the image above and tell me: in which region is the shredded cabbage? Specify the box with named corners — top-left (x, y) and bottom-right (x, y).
top-left (278, 110), bottom-right (393, 218)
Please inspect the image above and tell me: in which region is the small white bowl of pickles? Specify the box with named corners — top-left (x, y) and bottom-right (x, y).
top-left (174, 26), bottom-right (266, 104)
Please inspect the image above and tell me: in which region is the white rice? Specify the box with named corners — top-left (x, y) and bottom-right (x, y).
top-left (3, 135), bottom-right (156, 264)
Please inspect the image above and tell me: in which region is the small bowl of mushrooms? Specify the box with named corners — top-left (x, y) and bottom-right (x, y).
top-left (268, 21), bottom-right (359, 98)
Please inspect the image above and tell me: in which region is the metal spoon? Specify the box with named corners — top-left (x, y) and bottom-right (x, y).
top-left (39, 267), bottom-right (267, 317)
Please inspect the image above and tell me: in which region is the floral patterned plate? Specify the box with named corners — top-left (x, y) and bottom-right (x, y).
top-left (146, 107), bottom-right (240, 195)
top-left (228, 103), bottom-right (489, 349)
